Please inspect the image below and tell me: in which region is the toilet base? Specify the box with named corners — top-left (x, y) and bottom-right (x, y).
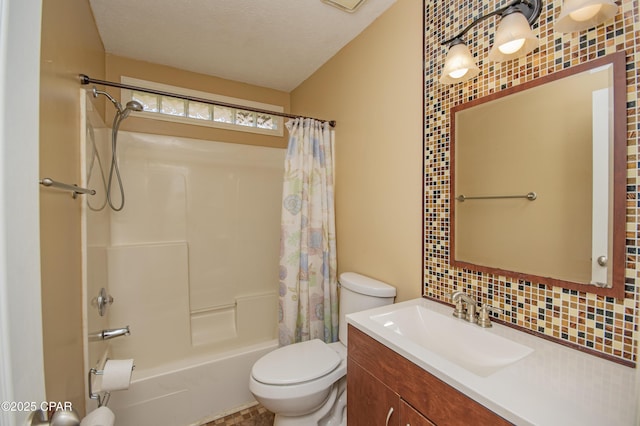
top-left (273, 378), bottom-right (346, 426)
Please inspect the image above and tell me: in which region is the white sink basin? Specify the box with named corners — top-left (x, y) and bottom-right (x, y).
top-left (369, 304), bottom-right (533, 377)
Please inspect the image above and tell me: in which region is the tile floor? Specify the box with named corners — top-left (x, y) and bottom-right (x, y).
top-left (203, 404), bottom-right (274, 426)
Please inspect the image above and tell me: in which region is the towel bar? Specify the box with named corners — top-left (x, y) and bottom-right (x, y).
top-left (39, 177), bottom-right (95, 198)
top-left (456, 191), bottom-right (537, 202)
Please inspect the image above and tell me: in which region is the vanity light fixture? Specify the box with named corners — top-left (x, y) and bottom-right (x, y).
top-left (440, 0), bottom-right (542, 84)
top-left (321, 0), bottom-right (367, 13)
top-left (488, 6), bottom-right (540, 61)
top-left (440, 39), bottom-right (481, 84)
top-left (555, 0), bottom-right (619, 33)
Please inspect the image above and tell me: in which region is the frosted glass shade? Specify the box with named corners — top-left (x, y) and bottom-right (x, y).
top-left (555, 0), bottom-right (618, 33)
top-left (488, 12), bottom-right (539, 62)
top-left (440, 42), bottom-right (480, 84)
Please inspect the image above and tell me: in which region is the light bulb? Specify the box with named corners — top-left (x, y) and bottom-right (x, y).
top-left (449, 68), bottom-right (469, 79)
top-left (569, 4), bottom-right (602, 21)
top-left (498, 38), bottom-right (526, 54)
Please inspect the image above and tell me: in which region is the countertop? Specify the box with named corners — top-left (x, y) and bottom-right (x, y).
top-left (346, 297), bottom-right (639, 426)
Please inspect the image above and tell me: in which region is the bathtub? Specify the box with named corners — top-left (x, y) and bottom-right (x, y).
top-left (104, 339), bottom-right (278, 426)
top-left (81, 94), bottom-right (283, 426)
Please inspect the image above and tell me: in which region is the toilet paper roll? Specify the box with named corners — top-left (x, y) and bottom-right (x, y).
top-left (101, 358), bottom-right (134, 392)
top-left (80, 406), bottom-right (115, 426)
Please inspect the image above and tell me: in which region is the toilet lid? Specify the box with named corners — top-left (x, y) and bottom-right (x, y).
top-left (252, 339), bottom-right (341, 385)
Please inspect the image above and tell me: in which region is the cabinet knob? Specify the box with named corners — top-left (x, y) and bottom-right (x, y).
top-left (385, 407), bottom-right (394, 426)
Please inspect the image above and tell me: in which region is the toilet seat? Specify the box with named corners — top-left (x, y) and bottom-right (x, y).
top-left (249, 340), bottom-right (347, 404)
top-left (252, 339), bottom-right (341, 385)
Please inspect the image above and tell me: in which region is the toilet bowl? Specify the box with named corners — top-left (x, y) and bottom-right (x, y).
top-left (250, 340), bottom-right (346, 422)
top-left (249, 272), bottom-right (395, 425)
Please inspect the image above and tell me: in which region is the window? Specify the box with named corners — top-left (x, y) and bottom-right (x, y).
top-left (120, 77), bottom-right (284, 137)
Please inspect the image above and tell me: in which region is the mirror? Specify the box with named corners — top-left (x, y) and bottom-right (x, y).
top-left (450, 52), bottom-right (625, 299)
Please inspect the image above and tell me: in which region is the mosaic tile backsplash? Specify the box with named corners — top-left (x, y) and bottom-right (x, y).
top-left (423, 0), bottom-right (639, 364)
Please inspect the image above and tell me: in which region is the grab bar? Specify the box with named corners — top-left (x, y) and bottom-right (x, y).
top-left (456, 191), bottom-right (537, 202)
top-left (39, 177), bottom-right (96, 198)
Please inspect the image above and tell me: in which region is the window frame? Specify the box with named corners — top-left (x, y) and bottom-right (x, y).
top-left (120, 76), bottom-right (285, 137)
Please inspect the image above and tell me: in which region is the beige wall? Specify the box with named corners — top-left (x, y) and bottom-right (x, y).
top-left (40, 0), bottom-right (106, 413)
top-left (291, 0), bottom-right (424, 302)
top-left (105, 55), bottom-right (289, 148)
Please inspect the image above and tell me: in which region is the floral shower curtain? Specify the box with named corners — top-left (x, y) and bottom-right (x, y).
top-left (278, 118), bottom-right (338, 346)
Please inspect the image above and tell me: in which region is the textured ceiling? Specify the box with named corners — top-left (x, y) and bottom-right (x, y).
top-left (89, 0), bottom-right (397, 92)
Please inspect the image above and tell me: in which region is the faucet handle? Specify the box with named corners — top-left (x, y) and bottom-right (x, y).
top-left (445, 291), bottom-right (465, 318)
top-left (446, 290), bottom-right (467, 318)
top-left (445, 290), bottom-right (461, 300)
top-left (477, 303), bottom-right (503, 328)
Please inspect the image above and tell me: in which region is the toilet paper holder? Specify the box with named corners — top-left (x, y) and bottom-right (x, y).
top-left (88, 360), bottom-right (135, 407)
top-left (88, 367), bottom-right (110, 407)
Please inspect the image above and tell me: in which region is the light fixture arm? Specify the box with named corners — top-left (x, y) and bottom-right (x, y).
top-left (441, 0), bottom-right (542, 46)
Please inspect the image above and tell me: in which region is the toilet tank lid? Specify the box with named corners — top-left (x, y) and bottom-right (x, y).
top-left (339, 272), bottom-right (396, 297)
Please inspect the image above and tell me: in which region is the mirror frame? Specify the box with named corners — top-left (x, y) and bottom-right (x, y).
top-left (450, 51), bottom-right (626, 299)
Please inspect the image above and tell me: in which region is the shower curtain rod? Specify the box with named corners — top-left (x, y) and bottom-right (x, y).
top-left (79, 74), bottom-right (336, 128)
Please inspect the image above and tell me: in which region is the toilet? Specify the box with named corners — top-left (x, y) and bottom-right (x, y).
top-left (249, 272), bottom-right (396, 426)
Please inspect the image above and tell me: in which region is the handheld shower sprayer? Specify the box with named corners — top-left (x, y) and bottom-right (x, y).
top-left (119, 100), bottom-right (144, 120)
top-left (89, 86), bottom-right (144, 212)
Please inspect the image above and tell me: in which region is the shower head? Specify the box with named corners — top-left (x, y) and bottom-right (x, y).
top-left (126, 100), bottom-right (144, 112)
top-left (119, 100), bottom-right (144, 120)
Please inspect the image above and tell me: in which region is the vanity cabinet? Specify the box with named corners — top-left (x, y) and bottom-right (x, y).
top-left (347, 325), bottom-right (511, 426)
top-left (348, 358), bottom-right (434, 426)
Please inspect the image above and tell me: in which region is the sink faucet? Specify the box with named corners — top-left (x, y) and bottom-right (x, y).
top-left (446, 291), bottom-right (465, 319)
top-left (457, 293), bottom-right (478, 324)
top-left (448, 291), bottom-right (502, 327)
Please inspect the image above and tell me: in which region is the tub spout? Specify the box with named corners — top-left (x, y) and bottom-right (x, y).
top-left (89, 326), bottom-right (130, 341)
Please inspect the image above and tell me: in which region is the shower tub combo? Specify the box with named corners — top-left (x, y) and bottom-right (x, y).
top-left (81, 92), bottom-right (283, 425)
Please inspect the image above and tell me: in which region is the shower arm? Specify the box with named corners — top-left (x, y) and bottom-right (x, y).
top-left (92, 86), bottom-right (123, 112)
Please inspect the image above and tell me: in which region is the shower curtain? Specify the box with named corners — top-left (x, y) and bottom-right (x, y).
top-left (278, 118), bottom-right (337, 346)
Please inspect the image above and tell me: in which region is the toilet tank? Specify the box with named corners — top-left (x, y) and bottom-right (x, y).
top-left (338, 272), bottom-right (396, 345)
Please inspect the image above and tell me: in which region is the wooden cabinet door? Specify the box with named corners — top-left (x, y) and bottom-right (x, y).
top-left (347, 358), bottom-right (399, 426)
top-left (399, 400), bottom-right (435, 426)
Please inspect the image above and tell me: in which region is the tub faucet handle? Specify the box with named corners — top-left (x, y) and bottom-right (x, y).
top-left (92, 287), bottom-right (114, 317)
